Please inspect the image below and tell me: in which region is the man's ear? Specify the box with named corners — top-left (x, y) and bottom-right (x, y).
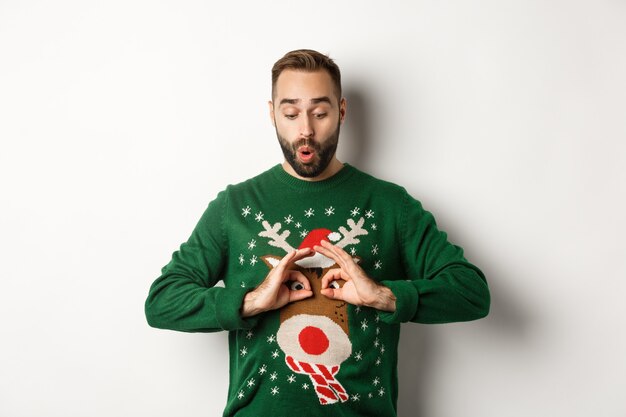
top-left (339, 97), bottom-right (347, 124)
top-left (268, 100), bottom-right (276, 127)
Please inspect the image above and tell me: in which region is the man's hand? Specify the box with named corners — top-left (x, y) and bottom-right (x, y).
top-left (241, 248), bottom-right (314, 318)
top-left (314, 240), bottom-right (396, 312)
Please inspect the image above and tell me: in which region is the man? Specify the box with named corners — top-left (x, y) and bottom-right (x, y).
top-left (145, 49), bottom-right (490, 417)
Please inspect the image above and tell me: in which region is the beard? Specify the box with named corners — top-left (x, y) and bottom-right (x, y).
top-left (276, 122), bottom-right (340, 178)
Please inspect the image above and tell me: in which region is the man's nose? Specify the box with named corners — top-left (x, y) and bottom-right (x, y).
top-left (300, 115), bottom-right (314, 138)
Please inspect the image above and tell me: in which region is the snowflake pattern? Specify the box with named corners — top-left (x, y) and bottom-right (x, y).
top-left (349, 247), bottom-right (357, 256)
top-left (238, 254), bottom-right (245, 265)
top-left (284, 214), bottom-right (293, 224)
top-left (247, 378), bottom-right (255, 388)
top-left (365, 210), bottom-right (375, 219)
top-left (259, 365), bottom-right (267, 375)
top-left (241, 206), bottom-right (251, 217)
top-left (240, 281), bottom-right (246, 288)
top-left (372, 377), bottom-right (380, 386)
top-left (350, 207), bottom-right (361, 217)
top-left (240, 347), bottom-right (248, 357)
top-left (378, 387), bottom-right (385, 397)
top-left (271, 349), bottom-right (280, 359)
top-left (354, 351), bottom-right (363, 361)
top-left (360, 319), bottom-right (369, 331)
top-left (245, 330), bottom-right (253, 339)
top-left (351, 393), bottom-right (361, 402)
top-left (371, 223), bottom-right (378, 231)
top-left (304, 208), bottom-right (315, 218)
top-left (247, 239), bottom-right (256, 250)
top-left (299, 229), bottom-right (308, 238)
top-left (325, 206), bottom-right (335, 216)
top-left (287, 374), bottom-right (296, 383)
top-left (368, 393), bottom-right (373, 399)
top-left (374, 260), bottom-right (382, 270)
top-left (269, 372), bottom-right (278, 381)
top-left (376, 357), bottom-right (382, 366)
top-left (254, 212), bottom-right (264, 222)
top-left (271, 386), bottom-right (279, 396)
top-left (237, 390), bottom-right (245, 399)
top-left (295, 222), bottom-right (302, 229)
top-left (266, 334), bottom-right (276, 343)
top-left (250, 255), bottom-right (258, 266)
top-left (302, 383), bottom-right (310, 390)
top-left (371, 244), bottom-right (379, 255)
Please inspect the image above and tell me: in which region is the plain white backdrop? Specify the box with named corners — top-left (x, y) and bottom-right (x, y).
top-left (1, 1), bottom-right (625, 416)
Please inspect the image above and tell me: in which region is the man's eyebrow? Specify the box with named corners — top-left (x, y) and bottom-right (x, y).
top-left (279, 97), bottom-right (333, 106)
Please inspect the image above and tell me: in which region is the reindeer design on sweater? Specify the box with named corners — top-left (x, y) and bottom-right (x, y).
top-left (258, 217), bottom-right (368, 405)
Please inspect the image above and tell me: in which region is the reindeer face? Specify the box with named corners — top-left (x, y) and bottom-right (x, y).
top-left (262, 257), bottom-right (352, 366)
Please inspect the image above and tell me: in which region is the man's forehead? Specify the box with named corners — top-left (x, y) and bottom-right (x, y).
top-left (274, 69), bottom-right (338, 103)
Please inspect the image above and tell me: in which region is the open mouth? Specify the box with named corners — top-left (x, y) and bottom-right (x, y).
top-left (297, 146), bottom-right (316, 163)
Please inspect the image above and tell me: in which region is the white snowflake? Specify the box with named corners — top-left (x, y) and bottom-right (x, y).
top-left (351, 393), bottom-right (361, 402)
top-left (241, 206), bottom-right (251, 217)
top-left (245, 330), bottom-right (253, 339)
top-left (284, 214), bottom-right (294, 224)
top-left (360, 319), bottom-right (368, 331)
top-left (376, 357), bottom-right (382, 366)
top-left (247, 239), bottom-right (256, 250)
top-left (240, 281), bottom-right (246, 288)
top-left (365, 209), bottom-right (375, 219)
top-left (302, 383), bottom-right (310, 390)
top-left (269, 372), bottom-right (278, 381)
top-left (287, 375), bottom-right (296, 383)
top-left (304, 208), bottom-right (315, 218)
top-left (295, 222), bottom-right (302, 229)
top-left (354, 351), bottom-right (363, 361)
top-left (371, 244), bottom-right (379, 255)
top-left (350, 207), bottom-right (361, 217)
top-left (372, 377), bottom-right (380, 386)
top-left (376, 327), bottom-right (380, 335)
top-left (240, 347), bottom-right (248, 357)
top-left (371, 223), bottom-right (378, 231)
top-left (299, 229), bottom-right (308, 238)
top-left (354, 306), bottom-right (361, 314)
top-left (374, 260), bottom-right (382, 270)
top-left (237, 390), bottom-right (244, 399)
top-left (271, 349), bottom-right (280, 359)
top-left (247, 378), bottom-right (256, 388)
top-left (375, 315), bottom-right (380, 323)
top-left (349, 247), bottom-right (357, 256)
top-left (271, 386), bottom-right (279, 396)
top-left (378, 387), bottom-right (385, 397)
top-left (380, 345), bottom-right (386, 354)
top-left (254, 212), bottom-right (264, 222)
top-left (368, 393), bottom-right (373, 399)
top-left (259, 365), bottom-right (267, 375)
top-left (324, 206), bottom-right (335, 216)
top-left (266, 334), bottom-right (276, 343)
top-left (238, 254), bottom-right (245, 265)
top-left (250, 255), bottom-right (258, 266)
top-left (374, 338), bottom-right (380, 348)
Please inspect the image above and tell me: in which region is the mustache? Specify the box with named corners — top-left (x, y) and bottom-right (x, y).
top-left (292, 138), bottom-right (321, 151)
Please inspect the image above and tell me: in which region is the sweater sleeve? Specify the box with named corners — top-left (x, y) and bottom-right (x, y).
top-left (378, 191), bottom-right (490, 324)
top-left (145, 190), bottom-right (260, 332)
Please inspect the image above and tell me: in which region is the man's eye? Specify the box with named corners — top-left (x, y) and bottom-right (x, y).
top-left (328, 280), bottom-right (341, 289)
top-left (314, 113), bottom-right (327, 119)
top-left (289, 281), bottom-right (305, 291)
top-left (284, 114), bottom-right (297, 120)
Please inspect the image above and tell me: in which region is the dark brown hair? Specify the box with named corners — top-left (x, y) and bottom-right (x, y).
top-left (271, 49), bottom-right (342, 100)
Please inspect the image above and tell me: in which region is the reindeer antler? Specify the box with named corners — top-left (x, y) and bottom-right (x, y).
top-left (335, 217), bottom-right (368, 248)
top-left (258, 221), bottom-right (296, 253)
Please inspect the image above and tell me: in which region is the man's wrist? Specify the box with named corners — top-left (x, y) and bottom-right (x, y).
top-left (241, 291), bottom-right (263, 318)
top-left (366, 284), bottom-right (397, 312)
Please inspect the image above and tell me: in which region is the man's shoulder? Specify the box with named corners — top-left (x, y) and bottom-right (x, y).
top-left (348, 164), bottom-right (409, 197)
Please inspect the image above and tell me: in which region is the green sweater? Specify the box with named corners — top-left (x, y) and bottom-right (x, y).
top-left (145, 164), bottom-right (489, 417)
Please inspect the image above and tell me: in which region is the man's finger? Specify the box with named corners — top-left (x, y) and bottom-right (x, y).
top-left (320, 287), bottom-right (343, 301)
top-left (273, 248), bottom-right (312, 276)
top-left (285, 270), bottom-right (311, 291)
top-left (320, 268), bottom-right (346, 290)
top-left (289, 289), bottom-right (313, 303)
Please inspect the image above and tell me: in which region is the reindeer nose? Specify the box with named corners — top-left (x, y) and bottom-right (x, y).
top-left (298, 326), bottom-right (329, 355)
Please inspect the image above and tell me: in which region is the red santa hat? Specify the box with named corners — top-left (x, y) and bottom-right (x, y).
top-left (295, 228), bottom-right (341, 268)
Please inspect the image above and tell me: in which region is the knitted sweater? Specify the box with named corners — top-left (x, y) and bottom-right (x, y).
top-left (145, 164), bottom-right (490, 417)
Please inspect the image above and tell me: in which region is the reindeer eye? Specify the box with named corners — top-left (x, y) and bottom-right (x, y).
top-left (329, 280), bottom-right (341, 289)
top-left (289, 281), bottom-right (305, 291)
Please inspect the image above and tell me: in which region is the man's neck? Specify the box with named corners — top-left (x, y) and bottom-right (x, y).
top-left (281, 158), bottom-right (344, 182)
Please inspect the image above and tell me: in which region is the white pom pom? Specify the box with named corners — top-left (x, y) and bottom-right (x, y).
top-left (328, 232), bottom-right (341, 242)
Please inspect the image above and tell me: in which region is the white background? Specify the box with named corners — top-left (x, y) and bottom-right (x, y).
top-left (1, 1), bottom-right (625, 416)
